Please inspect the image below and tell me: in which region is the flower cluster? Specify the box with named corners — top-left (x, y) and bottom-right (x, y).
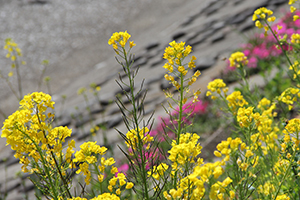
top-left (228, 51), bottom-right (249, 68)
top-left (291, 33), bottom-right (300, 44)
top-left (164, 132), bottom-right (234, 200)
top-left (1, 92), bottom-right (65, 172)
top-left (168, 133), bottom-right (202, 170)
top-left (226, 10), bottom-right (300, 71)
top-left (72, 140), bottom-right (134, 195)
top-left (226, 91), bottom-right (249, 115)
top-left (108, 31), bottom-right (135, 51)
top-left (206, 79), bottom-right (228, 100)
top-left (163, 41), bottom-right (201, 92)
top-left (278, 87), bottom-right (300, 110)
top-left (107, 172), bottom-right (134, 195)
top-left (125, 127), bottom-right (153, 151)
top-left (289, 0), bottom-right (300, 21)
top-left (4, 38), bottom-right (22, 61)
top-left (72, 141), bottom-right (108, 185)
top-left (164, 133), bottom-right (207, 199)
top-left (66, 193), bottom-right (121, 200)
top-left (282, 119), bottom-right (300, 150)
top-left (148, 163), bottom-right (169, 180)
top-left (289, 60), bottom-right (300, 80)
top-left (253, 7), bottom-right (276, 35)
top-left (3, 38), bottom-right (26, 77)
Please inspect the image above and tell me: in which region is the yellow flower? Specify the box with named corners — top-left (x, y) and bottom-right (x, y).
top-left (237, 107), bottom-right (254, 128)
top-left (168, 133), bottom-right (202, 169)
top-left (129, 41), bottom-right (136, 48)
top-left (253, 7), bottom-right (274, 22)
top-left (77, 87), bottom-right (86, 95)
top-left (226, 91), bottom-right (248, 114)
top-left (278, 87), bottom-right (300, 110)
top-left (214, 150), bottom-right (222, 157)
top-left (125, 182), bottom-right (134, 189)
top-left (229, 51), bottom-right (248, 68)
top-left (4, 38), bottom-right (23, 58)
top-left (253, 7), bottom-right (276, 33)
top-left (162, 41), bottom-right (199, 91)
top-left (148, 163), bottom-right (169, 180)
top-left (291, 5), bottom-right (297, 13)
top-left (291, 33), bottom-right (300, 44)
top-left (206, 79), bottom-right (227, 99)
top-left (108, 31), bottom-right (134, 50)
top-left (125, 127), bottom-right (153, 150)
top-left (177, 65), bottom-right (185, 73)
top-left (245, 150), bottom-right (254, 158)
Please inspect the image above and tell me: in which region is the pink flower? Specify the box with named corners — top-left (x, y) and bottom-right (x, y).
top-left (118, 163), bottom-right (129, 175)
top-left (247, 57), bottom-right (258, 68)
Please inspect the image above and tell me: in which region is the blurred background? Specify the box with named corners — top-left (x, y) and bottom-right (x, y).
top-left (0, 0), bottom-right (189, 120)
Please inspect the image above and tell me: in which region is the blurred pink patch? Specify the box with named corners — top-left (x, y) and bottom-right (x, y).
top-left (117, 163), bottom-right (129, 175)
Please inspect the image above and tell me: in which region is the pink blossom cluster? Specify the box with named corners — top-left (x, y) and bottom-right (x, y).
top-left (149, 100), bottom-right (208, 141)
top-left (118, 100), bottom-right (208, 174)
top-left (229, 11), bottom-right (300, 70)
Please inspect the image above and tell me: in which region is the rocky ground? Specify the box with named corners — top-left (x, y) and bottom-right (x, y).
top-left (0, 0), bottom-right (289, 199)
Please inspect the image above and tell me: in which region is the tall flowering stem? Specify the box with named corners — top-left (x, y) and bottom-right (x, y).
top-left (162, 41), bottom-right (201, 144)
top-left (162, 41), bottom-right (201, 189)
top-left (3, 38), bottom-right (26, 100)
top-left (108, 31), bottom-right (155, 199)
top-left (228, 51), bottom-right (258, 105)
top-left (253, 7), bottom-right (294, 69)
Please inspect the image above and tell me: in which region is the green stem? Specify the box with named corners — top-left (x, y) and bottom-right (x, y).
top-left (122, 47), bottom-right (150, 200)
top-left (17, 127), bottom-right (58, 199)
top-left (14, 54), bottom-right (23, 99)
top-left (273, 148), bottom-right (297, 200)
top-left (265, 19), bottom-right (293, 68)
top-left (92, 163), bottom-right (103, 194)
top-left (177, 73), bottom-right (184, 144)
top-left (5, 76), bottom-right (20, 101)
top-left (36, 109), bottom-right (72, 198)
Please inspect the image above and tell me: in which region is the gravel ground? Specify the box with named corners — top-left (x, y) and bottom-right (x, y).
top-left (0, 0), bottom-right (187, 121)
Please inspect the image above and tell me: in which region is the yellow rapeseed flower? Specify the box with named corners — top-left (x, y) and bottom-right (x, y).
top-left (108, 31), bottom-right (134, 50)
top-left (125, 127), bottom-right (153, 150)
top-left (291, 33), bottom-right (300, 44)
top-left (226, 91), bottom-right (248, 114)
top-left (229, 51), bottom-right (248, 68)
top-left (206, 79), bottom-right (228, 99)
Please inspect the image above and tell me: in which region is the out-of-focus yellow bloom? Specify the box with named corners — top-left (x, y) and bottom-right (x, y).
top-left (77, 87), bottom-right (86, 95)
top-left (278, 87), bottom-right (300, 110)
top-left (8, 71), bottom-right (13, 77)
top-left (4, 38), bottom-right (22, 60)
top-left (237, 106), bottom-right (254, 128)
top-left (229, 51), bottom-right (248, 68)
top-left (226, 91), bottom-right (248, 115)
top-left (291, 33), bottom-right (300, 44)
top-left (291, 6), bottom-right (297, 13)
top-left (253, 7), bottom-right (275, 22)
top-left (206, 79), bottom-right (227, 100)
top-left (253, 7), bottom-right (276, 36)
